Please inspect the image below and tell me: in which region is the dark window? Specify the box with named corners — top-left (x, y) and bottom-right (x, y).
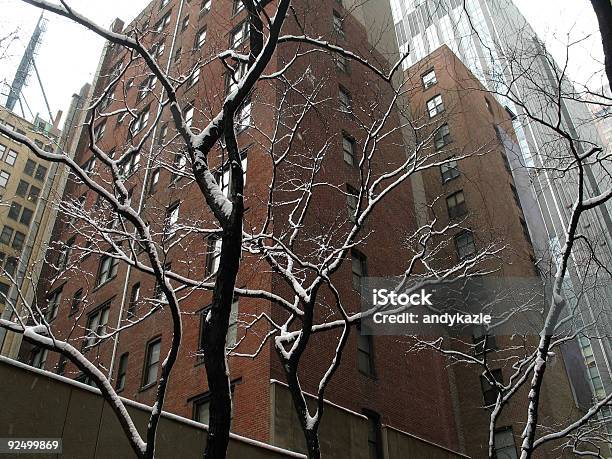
top-left (440, 158), bottom-right (460, 182)
top-left (342, 132), bottom-right (356, 165)
top-left (332, 10), bottom-right (344, 36)
top-left (116, 353), bottom-right (129, 391)
top-left (232, 0), bottom-right (245, 14)
top-left (357, 329), bottom-right (375, 376)
top-left (351, 249), bottom-right (367, 292)
top-left (195, 28), bottom-right (207, 49)
top-left (12, 231), bottom-right (24, 251)
top-left (127, 283), bottom-right (140, 319)
top-left (149, 168), bottom-right (161, 194)
top-left (16, 180), bottom-right (28, 197)
top-left (34, 164), bottom-right (47, 181)
top-left (346, 184), bottom-right (358, 223)
top-left (434, 123), bottom-right (451, 150)
top-left (181, 15), bottom-right (189, 32)
top-left (339, 85), bottom-right (352, 115)
top-left (24, 159), bottom-right (36, 176)
top-left (473, 325), bottom-right (497, 354)
top-left (71, 288), bottom-right (83, 314)
top-left (143, 337), bottom-right (161, 387)
top-left (364, 410), bottom-right (382, 459)
top-left (97, 255), bottom-right (118, 285)
top-left (30, 347), bottom-right (48, 369)
top-left (46, 287), bottom-right (63, 321)
top-left (28, 185), bottom-right (40, 204)
top-left (446, 190), bottom-right (467, 219)
top-left (454, 230), bottom-right (475, 260)
top-left (8, 202), bottom-right (21, 221)
top-left (0, 281), bottom-right (8, 303)
top-left (85, 301), bottom-right (111, 347)
top-left (494, 426), bottom-right (518, 459)
top-left (4, 256), bottom-right (17, 277)
top-left (206, 235), bottom-right (222, 275)
top-left (0, 226), bottom-right (13, 245)
top-left (20, 207), bottom-right (33, 226)
top-left (480, 368), bottom-right (503, 407)
top-left (198, 300), bottom-right (239, 361)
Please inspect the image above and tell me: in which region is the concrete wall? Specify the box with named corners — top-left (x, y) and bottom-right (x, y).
top-left (270, 381), bottom-right (467, 459)
top-left (0, 357), bottom-right (304, 459)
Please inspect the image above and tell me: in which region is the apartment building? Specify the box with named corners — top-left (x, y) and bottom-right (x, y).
top-left (20, 0), bottom-right (468, 457)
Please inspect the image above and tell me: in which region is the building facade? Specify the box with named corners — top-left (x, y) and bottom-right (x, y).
top-left (391, 0), bottom-right (612, 437)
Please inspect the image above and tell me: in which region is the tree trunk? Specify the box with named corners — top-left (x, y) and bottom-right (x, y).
top-left (591, 0), bottom-right (612, 87)
top-left (304, 428), bottom-right (321, 459)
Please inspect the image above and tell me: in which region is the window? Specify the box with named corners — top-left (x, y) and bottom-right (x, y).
top-left (166, 202), bottom-right (180, 233)
top-left (473, 326), bottom-right (497, 354)
top-left (35, 164), bottom-right (48, 181)
top-left (187, 66), bottom-right (201, 88)
top-left (149, 168), bottom-right (161, 194)
top-left (0, 281), bottom-right (8, 303)
top-left (153, 263), bottom-right (171, 303)
top-left (494, 427), bottom-right (518, 459)
top-left (342, 132), bottom-right (356, 165)
top-left (206, 235), bottom-right (222, 275)
top-left (142, 338), bottom-right (161, 387)
top-left (346, 184), bottom-right (358, 223)
top-left (71, 288), bottom-right (83, 314)
top-left (8, 202), bottom-right (21, 221)
top-left (16, 179), bottom-right (28, 197)
top-left (184, 104), bottom-right (195, 128)
top-left (217, 153), bottom-right (248, 197)
top-left (152, 41), bottom-right (165, 59)
top-left (0, 170), bottom-right (10, 188)
top-left (46, 288), bottom-right (62, 321)
top-left (440, 158), bottom-right (459, 182)
top-left (446, 190), bottom-right (466, 219)
top-left (335, 54), bottom-right (349, 73)
top-left (138, 76), bottom-right (156, 102)
top-left (225, 62), bottom-right (247, 95)
top-left (116, 353), bottom-right (129, 391)
top-left (232, 0), bottom-right (244, 14)
top-left (127, 283), bottom-right (140, 319)
top-left (97, 254), bottom-right (118, 285)
top-left (193, 395), bottom-right (210, 424)
top-left (0, 144), bottom-right (5, 160)
top-left (236, 99), bottom-right (251, 131)
top-left (0, 226), bottom-right (13, 245)
top-left (433, 123), bottom-right (451, 150)
top-left (174, 46), bottom-right (182, 63)
top-left (230, 21), bottom-right (249, 49)
top-left (358, 328), bottom-right (375, 376)
top-left (181, 15), bottom-right (190, 32)
top-left (365, 411), bottom-right (382, 459)
top-left (131, 107), bottom-right (150, 135)
top-left (5, 149), bottom-right (17, 166)
top-left (93, 121), bottom-right (106, 142)
top-left (198, 299), bottom-right (239, 360)
top-left (422, 69), bottom-right (437, 88)
top-left (455, 230), bottom-right (475, 260)
top-left (351, 249), bottom-right (367, 292)
top-left (332, 11), bottom-right (344, 36)
top-left (195, 28), bottom-right (207, 50)
top-left (339, 86), bottom-right (352, 115)
top-left (427, 94), bottom-right (444, 117)
top-left (20, 207), bottom-right (33, 227)
top-left (30, 347), bottom-right (48, 369)
top-left (24, 159), bottom-right (36, 176)
top-left (82, 157), bottom-right (96, 176)
top-left (12, 231), bottom-right (24, 251)
top-left (480, 369), bottom-right (503, 407)
top-left (154, 12), bottom-right (171, 33)
top-left (59, 237), bottom-right (75, 270)
top-left (200, 0), bottom-right (212, 15)
top-left (27, 185), bottom-right (40, 204)
top-left (4, 257), bottom-right (16, 277)
top-left (120, 152), bottom-right (141, 177)
top-left (85, 301), bottom-right (110, 347)
top-left (159, 0), bottom-right (169, 10)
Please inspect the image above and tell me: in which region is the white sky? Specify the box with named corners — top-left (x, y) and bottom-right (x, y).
top-left (0, 0), bottom-right (607, 127)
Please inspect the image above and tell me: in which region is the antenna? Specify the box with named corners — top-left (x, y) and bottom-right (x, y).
top-left (5, 14), bottom-right (50, 119)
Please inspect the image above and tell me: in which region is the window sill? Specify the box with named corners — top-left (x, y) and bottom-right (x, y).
top-left (139, 381), bottom-right (157, 392)
top-left (359, 370), bottom-right (377, 381)
top-left (92, 275), bottom-right (118, 292)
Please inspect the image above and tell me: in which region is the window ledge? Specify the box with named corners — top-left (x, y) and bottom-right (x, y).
top-left (139, 381), bottom-right (157, 392)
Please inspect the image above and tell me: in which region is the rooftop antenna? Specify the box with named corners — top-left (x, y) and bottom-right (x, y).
top-left (5, 13), bottom-right (53, 121)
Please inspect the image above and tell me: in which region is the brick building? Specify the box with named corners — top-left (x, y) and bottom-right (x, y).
top-left (14, 1), bottom-right (591, 458)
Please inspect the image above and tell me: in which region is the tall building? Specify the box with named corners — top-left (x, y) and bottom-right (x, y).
top-left (0, 106), bottom-right (71, 357)
top-left (391, 0), bottom-right (612, 433)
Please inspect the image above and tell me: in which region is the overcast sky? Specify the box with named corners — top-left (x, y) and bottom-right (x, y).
top-left (0, 0), bottom-right (607, 127)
